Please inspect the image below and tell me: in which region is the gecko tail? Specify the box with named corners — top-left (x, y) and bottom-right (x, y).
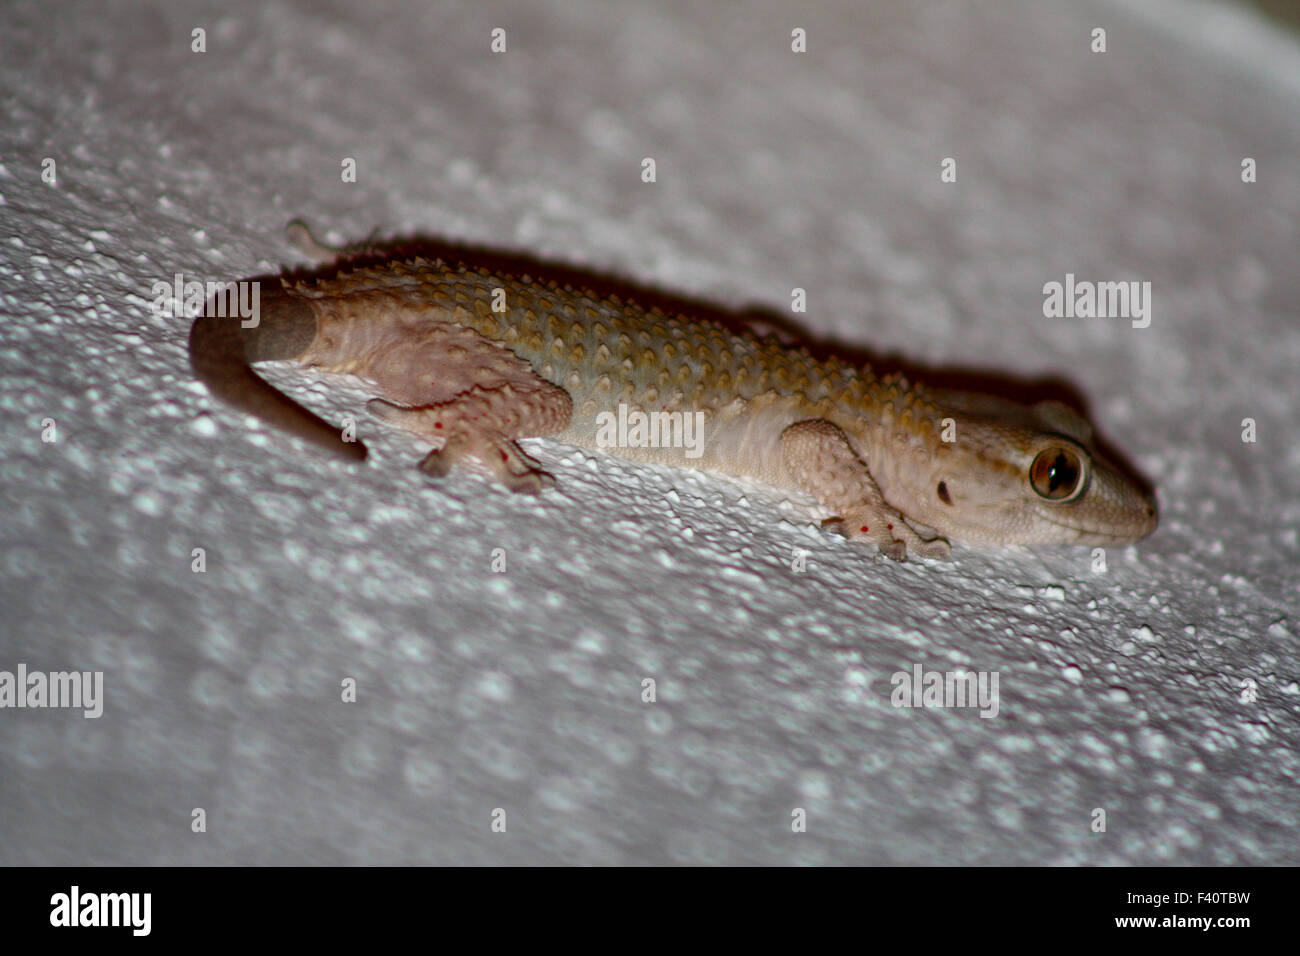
top-left (189, 282), bottom-right (368, 461)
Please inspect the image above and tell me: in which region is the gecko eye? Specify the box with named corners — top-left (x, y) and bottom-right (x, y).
top-left (1029, 447), bottom-right (1087, 502)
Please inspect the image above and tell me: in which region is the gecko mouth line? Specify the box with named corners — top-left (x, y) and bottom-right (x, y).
top-left (1035, 509), bottom-right (1151, 543)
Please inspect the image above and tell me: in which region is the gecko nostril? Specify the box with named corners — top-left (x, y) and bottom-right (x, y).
top-left (937, 481), bottom-right (952, 505)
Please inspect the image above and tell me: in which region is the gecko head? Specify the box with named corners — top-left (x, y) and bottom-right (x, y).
top-left (887, 398), bottom-right (1158, 547)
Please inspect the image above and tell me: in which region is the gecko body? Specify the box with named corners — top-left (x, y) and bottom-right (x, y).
top-left (189, 227), bottom-right (1158, 560)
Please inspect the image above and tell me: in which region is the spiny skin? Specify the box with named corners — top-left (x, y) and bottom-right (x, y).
top-left (190, 251), bottom-right (1158, 560)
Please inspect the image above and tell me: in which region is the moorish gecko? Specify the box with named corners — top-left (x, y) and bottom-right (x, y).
top-left (188, 224), bottom-right (1158, 561)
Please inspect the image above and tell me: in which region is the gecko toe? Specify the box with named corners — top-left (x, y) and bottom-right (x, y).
top-left (879, 540), bottom-right (908, 562)
top-left (418, 449), bottom-right (452, 478)
top-left (821, 516), bottom-right (850, 538)
top-left (914, 537), bottom-right (952, 560)
top-left (501, 468), bottom-right (555, 495)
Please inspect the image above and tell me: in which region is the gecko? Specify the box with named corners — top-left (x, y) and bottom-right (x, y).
top-left (188, 223), bottom-right (1158, 561)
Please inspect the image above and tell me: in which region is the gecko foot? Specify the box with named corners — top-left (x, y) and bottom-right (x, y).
top-left (415, 438), bottom-right (554, 494)
top-left (823, 513), bottom-right (951, 562)
top-left (368, 379), bottom-right (569, 494)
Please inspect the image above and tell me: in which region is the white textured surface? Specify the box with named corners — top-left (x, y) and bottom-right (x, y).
top-left (1, 0), bottom-right (1298, 865)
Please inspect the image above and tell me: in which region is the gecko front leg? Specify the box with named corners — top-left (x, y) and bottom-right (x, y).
top-left (781, 419), bottom-right (951, 561)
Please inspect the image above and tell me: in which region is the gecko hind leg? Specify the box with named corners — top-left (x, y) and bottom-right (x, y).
top-left (368, 378), bottom-right (571, 494)
top-left (285, 219), bottom-right (383, 265)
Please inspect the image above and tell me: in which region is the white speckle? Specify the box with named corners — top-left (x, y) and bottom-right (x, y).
top-left (131, 490), bottom-right (165, 517)
top-left (1266, 618), bottom-right (1292, 639)
top-left (797, 769), bottom-right (832, 801)
top-left (999, 806), bottom-right (1025, 831)
top-left (719, 565), bottom-right (764, 589)
top-left (190, 412), bottom-right (218, 438)
top-left (1242, 722), bottom-right (1270, 744)
top-left (574, 628), bottom-right (606, 654)
top-left (995, 733), bottom-right (1036, 754)
top-left (474, 670), bottom-right (514, 702)
top-left (1136, 729), bottom-right (1170, 759)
